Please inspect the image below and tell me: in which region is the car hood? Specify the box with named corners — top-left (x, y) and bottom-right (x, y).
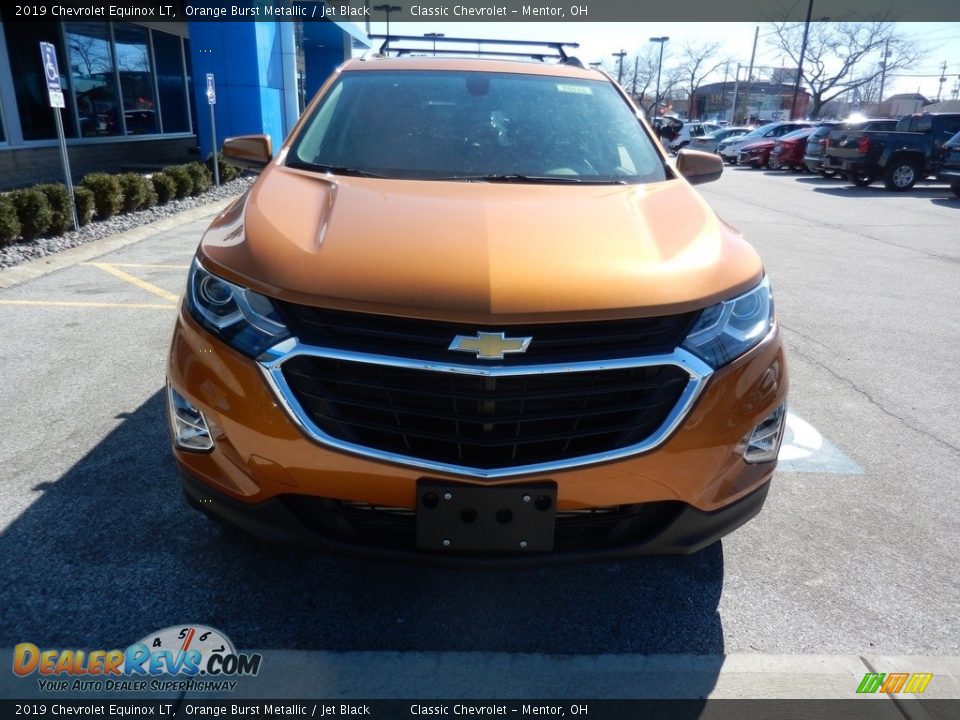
top-left (741, 140), bottom-right (776, 151)
top-left (199, 165), bottom-right (763, 323)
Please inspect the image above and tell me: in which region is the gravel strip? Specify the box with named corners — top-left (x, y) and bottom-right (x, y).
top-left (0, 176), bottom-right (255, 270)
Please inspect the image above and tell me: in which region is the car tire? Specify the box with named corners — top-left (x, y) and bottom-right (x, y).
top-left (848, 171), bottom-right (875, 187)
top-left (819, 169), bottom-right (837, 178)
top-left (883, 159), bottom-right (919, 191)
top-left (951, 182), bottom-right (960, 199)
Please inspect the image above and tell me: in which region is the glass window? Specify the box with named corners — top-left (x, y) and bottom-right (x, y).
top-left (290, 70), bottom-right (666, 184)
top-left (152, 29), bottom-right (189, 133)
top-left (65, 21), bottom-right (121, 137)
top-left (114, 24), bottom-right (158, 134)
top-left (184, 38), bottom-right (196, 135)
top-left (3, 21), bottom-right (78, 140)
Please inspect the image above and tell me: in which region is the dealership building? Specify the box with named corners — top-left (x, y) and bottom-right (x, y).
top-left (0, 11), bottom-right (368, 190)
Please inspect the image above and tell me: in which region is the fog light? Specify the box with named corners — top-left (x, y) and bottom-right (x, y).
top-left (168, 385), bottom-right (213, 451)
top-left (744, 403), bottom-right (786, 463)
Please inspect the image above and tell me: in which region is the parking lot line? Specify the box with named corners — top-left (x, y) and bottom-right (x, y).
top-left (83, 262), bottom-right (180, 302)
top-left (0, 300), bottom-right (176, 310)
top-left (103, 263), bottom-right (190, 269)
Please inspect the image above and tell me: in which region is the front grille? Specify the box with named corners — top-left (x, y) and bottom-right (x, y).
top-left (280, 357), bottom-right (690, 470)
top-left (274, 303), bottom-right (698, 364)
top-left (283, 497), bottom-right (685, 552)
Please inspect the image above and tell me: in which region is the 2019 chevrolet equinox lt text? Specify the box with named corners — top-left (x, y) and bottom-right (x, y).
top-left (166, 52), bottom-right (788, 566)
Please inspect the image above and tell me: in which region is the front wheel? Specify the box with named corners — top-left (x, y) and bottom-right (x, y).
top-left (848, 170), bottom-right (876, 187)
top-left (883, 160), bottom-right (919, 191)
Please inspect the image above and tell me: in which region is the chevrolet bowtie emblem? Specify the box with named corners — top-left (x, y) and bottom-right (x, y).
top-left (448, 332), bottom-right (533, 360)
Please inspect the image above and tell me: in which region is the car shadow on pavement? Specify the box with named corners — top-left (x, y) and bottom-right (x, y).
top-left (0, 390), bottom-right (726, 669)
top-left (811, 185), bottom-right (952, 198)
top-left (930, 198), bottom-right (960, 208)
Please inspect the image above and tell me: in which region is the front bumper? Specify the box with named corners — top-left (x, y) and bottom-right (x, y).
top-left (168, 307), bottom-right (787, 562)
top-left (180, 467), bottom-right (772, 567)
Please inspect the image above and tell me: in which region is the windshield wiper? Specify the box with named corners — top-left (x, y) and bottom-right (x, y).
top-left (460, 174), bottom-right (628, 185)
top-left (285, 160), bottom-right (388, 178)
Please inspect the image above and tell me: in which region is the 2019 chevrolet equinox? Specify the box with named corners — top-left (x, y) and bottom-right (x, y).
top-left (166, 51), bottom-right (788, 566)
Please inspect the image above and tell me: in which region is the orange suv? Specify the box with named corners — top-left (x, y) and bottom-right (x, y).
top-left (167, 50), bottom-right (787, 565)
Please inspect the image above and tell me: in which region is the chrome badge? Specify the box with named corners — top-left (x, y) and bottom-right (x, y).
top-left (448, 332), bottom-right (533, 360)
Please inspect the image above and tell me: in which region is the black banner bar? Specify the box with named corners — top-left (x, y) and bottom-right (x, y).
top-left (1, 0), bottom-right (959, 23)
top-left (2, 699), bottom-right (959, 720)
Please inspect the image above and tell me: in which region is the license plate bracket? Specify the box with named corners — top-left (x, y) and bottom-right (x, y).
top-left (416, 480), bottom-right (557, 553)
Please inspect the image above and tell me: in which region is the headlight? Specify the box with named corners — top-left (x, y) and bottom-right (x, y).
top-left (681, 276), bottom-right (774, 368)
top-left (185, 258), bottom-right (291, 357)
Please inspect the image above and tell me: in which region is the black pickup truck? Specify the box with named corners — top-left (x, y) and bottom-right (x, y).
top-left (823, 112), bottom-right (960, 190)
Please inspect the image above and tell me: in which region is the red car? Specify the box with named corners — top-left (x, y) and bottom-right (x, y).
top-left (769, 128), bottom-right (816, 171)
top-left (737, 138), bottom-right (777, 168)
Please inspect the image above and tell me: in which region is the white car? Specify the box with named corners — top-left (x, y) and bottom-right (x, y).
top-left (668, 122), bottom-right (721, 151)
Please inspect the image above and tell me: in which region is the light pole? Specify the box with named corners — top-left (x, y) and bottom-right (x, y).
top-left (424, 32), bottom-right (444, 56)
top-left (612, 50), bottom-right (626, 85)
top-left (373, 5), bottom-right (401, 43)
top-left (650, 36), bottom-right (669, 119)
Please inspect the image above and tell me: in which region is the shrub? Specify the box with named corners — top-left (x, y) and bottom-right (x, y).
top-left (80, 173), bottom-right (123, 219)
top-left (151, 172), bottom-right (177, 204)
top-left (185, 161), bottom-right (213, 196)
top-left (36, 183), bottom-right (73, 235)
top-left (73, 187), bottom-right (95, 226)
top-left (206, 151), bottom-right (239, 183)
top-left (8, 188), bottom-right (53, 241)
top-left (117, 173), bottom-right (152, 213)
top-left (0, 195), bottom-right (21, 246)
top-left (143, 183), bottom-right (159, 209)
top-left (165, 165), bottom-right (194, 199)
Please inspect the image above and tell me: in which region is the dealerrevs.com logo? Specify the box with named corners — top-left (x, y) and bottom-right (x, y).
top-left (13, 625), bottom-right (261, 693)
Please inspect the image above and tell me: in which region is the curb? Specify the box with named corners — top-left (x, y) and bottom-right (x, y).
top-left (0, 197), bottom-right (237, 290)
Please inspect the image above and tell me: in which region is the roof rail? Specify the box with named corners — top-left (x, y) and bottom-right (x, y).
top-left (370, 35), bottom-right (580, 62)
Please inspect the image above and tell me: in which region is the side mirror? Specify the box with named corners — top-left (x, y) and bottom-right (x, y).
top-left (675, 148), bottom-right (723, 185)
top-left (222, 134), bottom-right (272, 172)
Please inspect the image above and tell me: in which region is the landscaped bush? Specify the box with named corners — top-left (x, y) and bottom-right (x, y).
top-left (206, 151), bottom-right (239, 182)
top-left (117, 173), bottom-right (151, 213)
top-left (8, 187), bottom-right (53, 241)
top-left (151, 172), bottom-right (177, 204)
top-left (80, 173), bottom-right (123, 219)
top-left (185, 161), bottom-right (213, 196)
top-left (165, 165), bottom-right (194, 199)
top-left (143, 183), bottom-right (159, 209)
top-left (36, 183), bottom-right (73, 235)
top-left (0, 194), bottom-right (21, 246)
top-left (73, 186), bottom-right (95, 226)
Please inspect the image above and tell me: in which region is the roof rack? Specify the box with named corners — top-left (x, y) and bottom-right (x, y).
top-left (370, 35), bottom-right (581, 63)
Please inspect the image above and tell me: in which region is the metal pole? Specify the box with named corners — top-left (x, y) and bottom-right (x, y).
top-left (632, 56), bottom-right (639, 99)
top-left (744, 27), bottom-right (759, 123)
top-left (650, 37), bottom-right (669, 119)
top-left (209, 103), bottom-right (219, 187)
top-left (878, 39), bottom-right (890, 113)
top-left (790, 0), bottom-right (814, 119)
top-left (612, 50), bottom-right (626, 85)
top-left (731, 63), bottom-right (741, 123)
top-left (53, 108), bottom-right (78, 231)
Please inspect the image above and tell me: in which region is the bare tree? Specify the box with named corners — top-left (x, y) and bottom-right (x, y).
top-left (767, 20), bottom-right (923, 118)
top-left (676, 41), bottom-right (728, 119)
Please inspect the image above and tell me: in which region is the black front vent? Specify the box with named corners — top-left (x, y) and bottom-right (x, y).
top-left (280, 357), bottom-right (689, 470)
top-left (274, 303), bottom-right (698, 364)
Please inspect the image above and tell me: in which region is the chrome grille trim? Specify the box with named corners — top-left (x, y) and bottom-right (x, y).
top-left (257, 338), bottom-right (713, 479)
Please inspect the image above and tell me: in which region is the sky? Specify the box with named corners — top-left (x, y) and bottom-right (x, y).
top-left (356, 21), bottom-right (960, 102)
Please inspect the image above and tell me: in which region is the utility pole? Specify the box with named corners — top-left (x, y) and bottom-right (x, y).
top-left (878, 39), bottom-right (891, 113)
top-left (744, 27), bottom-right (759, 123)
top-left (612, 50), bottom-right (626, 84)
top-left (790, 0), bottom-right (814, 119)
top-left (632, 56), bottom-right (639, 100)
top-left (650, 36), bottom-right (669, 119)
top-left (937, 61), bottom-right (948, 102)
top-left (731, 63), bottom-right (741, 123)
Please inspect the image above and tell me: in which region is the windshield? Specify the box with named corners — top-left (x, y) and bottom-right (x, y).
top-left (288, 70), bottom-right (666, 184)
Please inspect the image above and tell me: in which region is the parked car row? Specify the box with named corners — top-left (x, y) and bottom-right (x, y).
top-left (687, 113), bottom-right (960, 197)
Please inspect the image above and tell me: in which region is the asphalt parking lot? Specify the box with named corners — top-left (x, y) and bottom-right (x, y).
top-left (0, 168), bottom-right (958, 697)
